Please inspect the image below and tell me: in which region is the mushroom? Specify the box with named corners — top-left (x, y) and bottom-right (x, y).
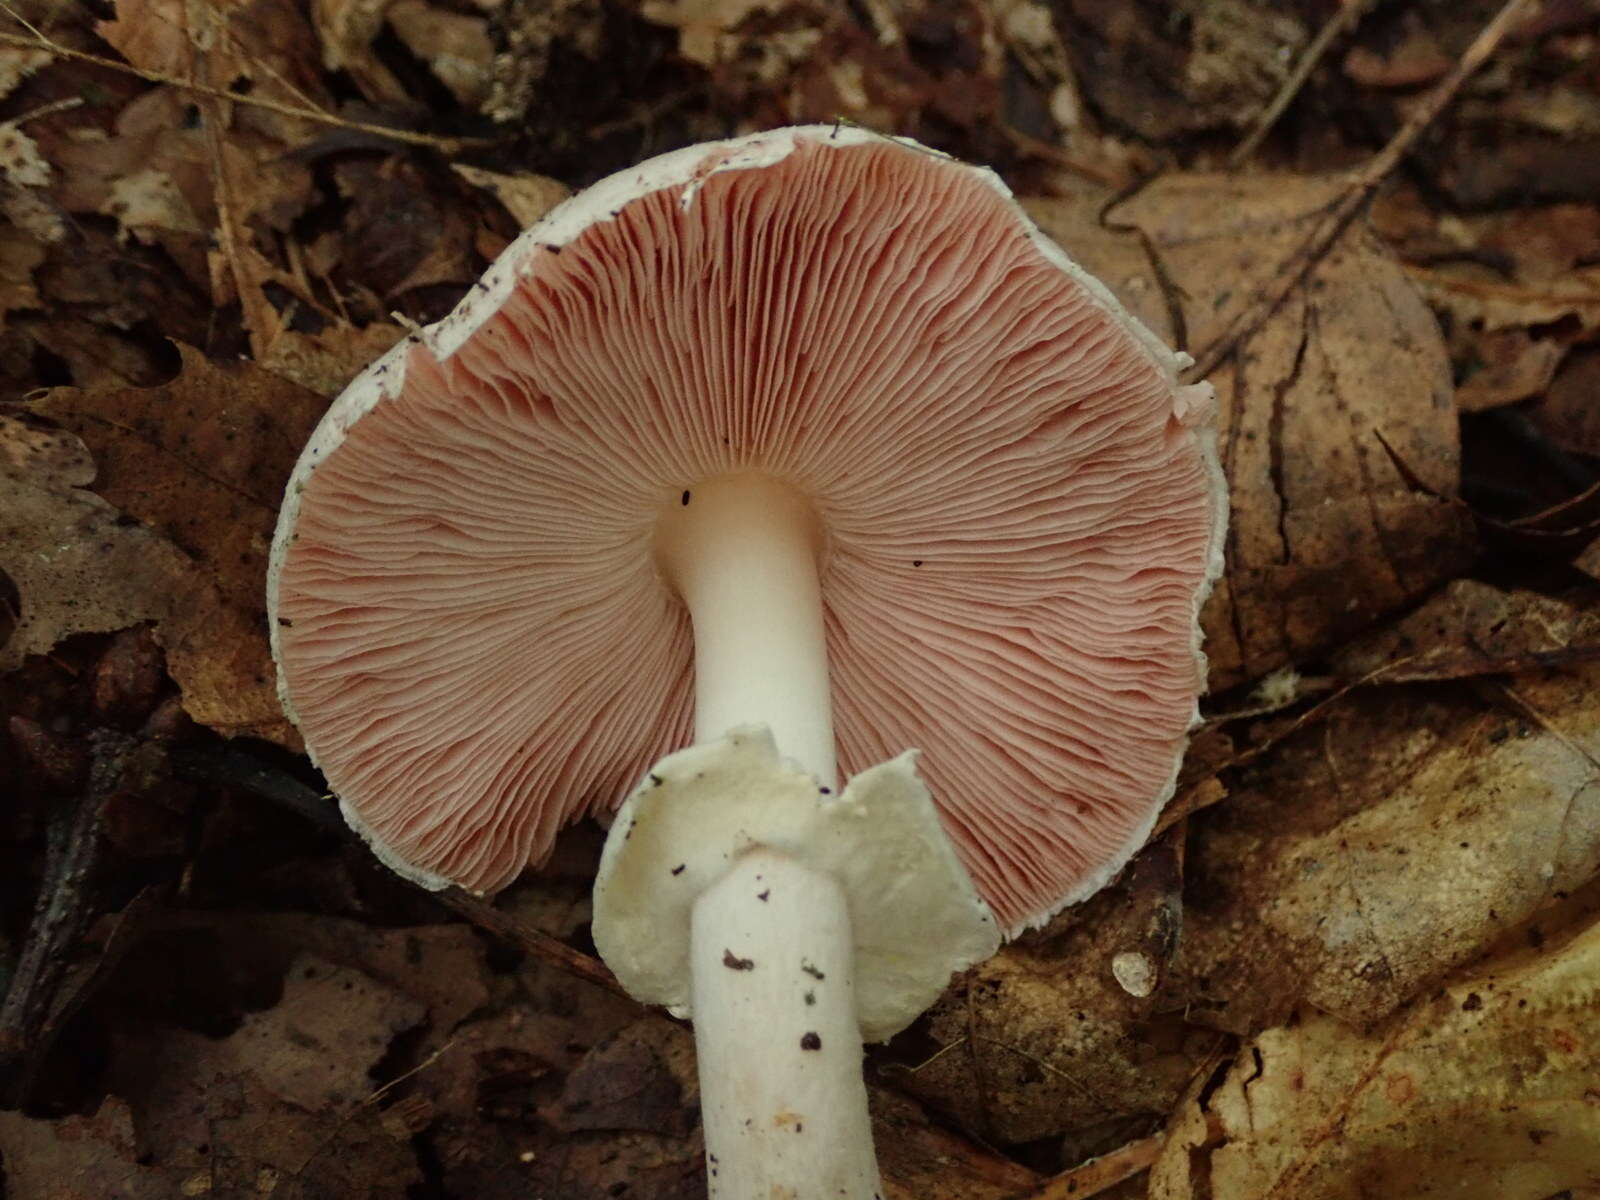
top-left (269, 126), bottom-right (1224, 1199)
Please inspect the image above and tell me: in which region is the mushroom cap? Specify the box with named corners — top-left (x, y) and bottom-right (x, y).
top-left (268, 125), bottom-right (1225, 934)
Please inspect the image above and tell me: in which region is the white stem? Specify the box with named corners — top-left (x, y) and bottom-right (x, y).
top-left (690, 848), bottom-right (881, 1199)
top-left (655, 473), bottom-right (836, 787)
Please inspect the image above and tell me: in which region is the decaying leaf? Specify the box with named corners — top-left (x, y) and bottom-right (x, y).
top-left (421, 986), bottom-right (689, 1199)
top-left (86, 0), bottom-right (337, 362)
top-left (102, 953), bottom-right (425, 1197)
top-left (33, 344), bottom-right (325, 615)
top-left (313, 0), bottom-right (494, 110)
top-left (0, 116), bottom-right (63, 243)
top-left (0, 412), bottom-right (194, 670)
top-left (387, 0), bottom-right (494, 109)
top-left (313, 0), bottom-right (408, 101)
top-left (259, 321), bottom-right (408, 398)
top-left (0, 347), bottom-right (325, 744)
top-left (1344, 17), bottom-right (1452, 89)
top-left (1051, 0), bottom-right (1304, 143)
top-left (1407, 262), bottom-right (1600, 336)
top-left (557, 1023), bottom-right (696, 1138)
top-left (227, 954), bottom-right (429, 1111)
top-left (1151, 910), bottom-right (1600, 1200)
top-left (1329, 579), bottom-right (1600, 682)
top-left (1027, 175), bottom-right (1476, 690)
top-left (0, 224), bottom-right (43, 317)
top-left (1528, 347), bottom-right (1600, 459)
top-left (874, 1089), bottom-right (1042, 1200)
top-left (453, 163), bottom-right (571, 228)
top-left (333, 156), bottom-right (479, 298)
top-left (637, 0), bottom-right (777, 65)
top-left (202, 912), bottom-right (493, 1057)
top-left (0, 1097), bottom-right (183, 1199)
top-left (895, 839), bottom-right (1211, 1144)
top-left (97, 0), bottom-right (329, 123)
top-left (1177, 651), bottom-right (1600, 1034)
top-left (1454, 327), bottom-right (1566, 412)
top-left (1378, 201), bottom-right (1600, 415)
top-left (0, 45), bottom-right (50, 102)
top-left (481, 0), bottom-right (603, 125)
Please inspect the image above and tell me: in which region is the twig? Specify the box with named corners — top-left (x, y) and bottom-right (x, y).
top-left (1011, 1132), bottom-right (1164, 1200)
top-left (5, 94), bottom-right (81, 126)
top-left (1100, 172), bottom-right (1191, 353)
top-left (1229, 0), bottom-right (1381, 167)
top-left (171, 741), bottom-right (628, 1000)
top-left (1000, 123), bottom-right (1125, 188)
top-left (0, 29), bottom-right (491, 154)
top-left (893, 1032), bottom-right (1100, 1103)
top-left (289, 1036), bottom-right (458, 1182)
top-left (435, 888), bottom-right (624, 997)
top-left (1188, 0), bottom-right (1534, 382)
top-left (1481, 681), bottom-right (1600, 775)
top-left (1164, 654), bottom-right (1424, 822)
top-left (0, 730), bottom-right (132, 1107)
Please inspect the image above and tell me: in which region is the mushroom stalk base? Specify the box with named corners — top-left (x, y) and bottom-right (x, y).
top-left (690, 847), bottom-right (880, 1200)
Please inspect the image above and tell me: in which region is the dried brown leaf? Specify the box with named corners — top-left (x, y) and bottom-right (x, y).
top-left (1330, 579), bottom-right (1600, 681)
top-left (1470, 203), bottom-right (1600, 284)
top-left (97, 0), bottom-right (331, 129)
top-left (222, 913), bottom-right (491, 1056)
top-left (33, 344), bottom-right (323, 611)
top-left (639, 0), bottom-right (783, 66)
top-left (1406, 261), bottom-right (1600, 335)
top-left (334, 157), bottom-right (479, 298)
top-left (0, 120), bottom-right (49, 190)
top-left (1454, 327), bottom-right (1566, 412)
top-left (873, 1088), bottom-right (1042, 1200)
top-left (1028, 175), bottom-right (1475, 690)
top-left (1576, 534), bottom-right (1600, 582)
top-left (0, 225), bottom-right (43, 317)
top-left (1343, 21), bottom-right (1452, 89)
top-left (1527, 346), bottom-right (1600, 458)
top-left (482, 0), bottom-right (602, 124)
top-left (422, 998), bottom-right (676, 1198)
top-left (102, 952), bottom-right (425, 1197)
top-left (259, 321), bottom-right (407, 397)
top-left (387, 0), bottom-right (493, 109)
top-left (0, 1097), bottom-right (185, 1199)
top-left (895, 841), bottom-right (1208, 1143)
top-left (312, 0), bottom-right (406, 101)
top-left (0, 413), bottom-right (194, 670)
top-left (557, 1026), bottom-right (696, 1138)
top-left (1178, 652), bottom-right (1600, 1033)
top-left (453, 163), bottom-right (571, 228)
top-left (0, 45), bottom-right (51, 102)
top-left (0, 117), bottom-right (62, 244)
top-left (7, 315), bottom-right (171, 392)
top-left (1152, 910), bottom-right (1600, 1199)
top-left (2, 348), bottom-right (326, 743)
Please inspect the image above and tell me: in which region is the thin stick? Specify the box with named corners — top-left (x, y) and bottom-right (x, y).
top-left (0, 29), bottom-right (490, 154)
top-left (1229, 0), bottom-right (1381, 168)
top-left (1012, 1132), bottom-right (1164, 1200)
top-left (0, 730), bottom-right (130, 1105)
top-left (435, 888), bottom-right (626, 998)
top-left (1189, 0), bottom-right (1533, 382)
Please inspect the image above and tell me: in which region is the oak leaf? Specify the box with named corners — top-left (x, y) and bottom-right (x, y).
top-left (1152, 910), bottom-right (1600, 1199)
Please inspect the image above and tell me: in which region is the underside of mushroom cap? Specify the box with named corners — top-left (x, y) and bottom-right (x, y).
top-left (269, 125), bottom-right (1224, 933)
